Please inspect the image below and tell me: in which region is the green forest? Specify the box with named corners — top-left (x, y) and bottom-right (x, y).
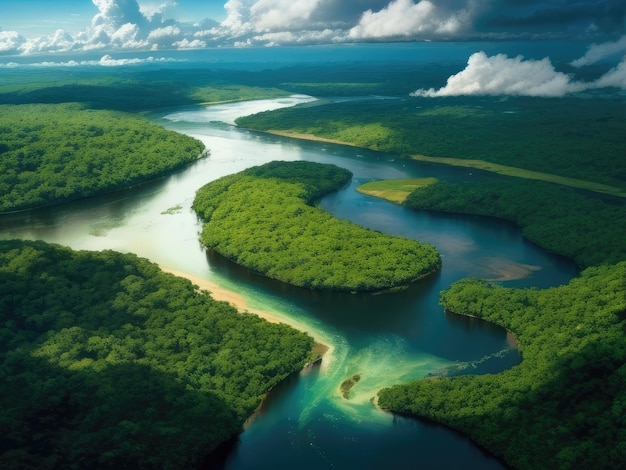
top-left (0, 73), bottom-right (290, 112)
top-left (0, 103), bottom-right (205, 212)
top-left (403, 178), bottom-right (626, 267)
top-left (2, 60), bottom-right (625, 469)
top-left (0, 239), bottom-right (314, 469)
top-left (236, 95), bottom-right (626, 190)
top-left (355, 176), bottom-right (626, 467)
top-left (192, 161), bottom-right (441, 292)
top-left (378, 262), bottom-right (626, 469)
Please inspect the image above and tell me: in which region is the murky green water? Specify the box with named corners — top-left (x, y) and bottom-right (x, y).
top-left (0, 98), bottom-right (579, 469)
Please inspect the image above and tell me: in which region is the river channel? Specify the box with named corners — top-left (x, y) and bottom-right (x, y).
top-left (0, 96), bottom-right (579, 469)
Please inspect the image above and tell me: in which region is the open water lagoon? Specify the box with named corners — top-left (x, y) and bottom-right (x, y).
top-left (0, 97), bottom-right (579, 469)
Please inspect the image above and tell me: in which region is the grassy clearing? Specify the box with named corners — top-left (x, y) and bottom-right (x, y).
top-left (356, 178), bottom-right (439, 203)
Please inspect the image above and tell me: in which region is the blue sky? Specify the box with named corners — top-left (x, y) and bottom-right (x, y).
top-left (0, 1), bottom-right (625, 98)
top-left (1, 1), bottom-right (226, 37)
top-left (0, 0), bottom-right (624, 56)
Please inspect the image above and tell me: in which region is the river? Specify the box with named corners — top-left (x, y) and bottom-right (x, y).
top-left (0, 96), bottom-right (579, 469)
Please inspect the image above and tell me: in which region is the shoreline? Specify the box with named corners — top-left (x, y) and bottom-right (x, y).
top-left (161, 266), bottom-right (332, 361)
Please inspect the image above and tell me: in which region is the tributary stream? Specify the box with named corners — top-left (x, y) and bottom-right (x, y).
top-left (0, 96), bottom-right (579, 469)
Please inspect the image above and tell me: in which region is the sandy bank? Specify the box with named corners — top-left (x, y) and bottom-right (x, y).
top-left (266, 130), bottom-right (359, 148)
top-left (161, 267), bottom-right (331, 360)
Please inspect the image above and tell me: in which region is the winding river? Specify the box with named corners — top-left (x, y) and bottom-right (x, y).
top-left (0, 96), bottom-right (579, 469)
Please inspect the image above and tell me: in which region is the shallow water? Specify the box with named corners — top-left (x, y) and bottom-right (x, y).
top-left (0, 97), bottom-right (579, 469)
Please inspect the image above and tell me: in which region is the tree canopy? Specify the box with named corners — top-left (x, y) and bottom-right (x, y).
top-left (0, 103), bottom-right (205, 212)
top-left (236, 96), bottom-right (626, 190)
top-left (192, 161), bottom-right (441, 292)
top-left (378, 262), bottom-right (626, 469)
top-left (403, 178), bottom-right (626, 267)
top-left (0, 239), bottom-right (314, 468)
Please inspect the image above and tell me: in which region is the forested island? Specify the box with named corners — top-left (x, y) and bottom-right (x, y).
top-left (192, 161), bottom-right (441, 292)
top-left (0, 103), bottom-right (205, 212)
top-left (361, 177), bottom-right (626, 267)
top-left (0, 239), bottom-right (315, 468)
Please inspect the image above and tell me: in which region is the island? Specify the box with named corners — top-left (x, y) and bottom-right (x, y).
top-left (192, 160), bottom-right (442, 292)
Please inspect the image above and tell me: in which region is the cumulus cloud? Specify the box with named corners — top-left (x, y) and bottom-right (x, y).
top-left (349, 0), bottom-right (471, 39)
top-left (413, 51), bottom-right (587, 98)
top-left (0, 54), bottom-right (181, 68)
top-left (571, 35), bottom-right (626, 67)
top-left (3, 0), bottom-right (626, 54)
top-left (250, 0), bottom-right (325, 32)
top-left (0, 31), bottom-right (26, 55)
top-left (593, 57), bottom-right (626, 89)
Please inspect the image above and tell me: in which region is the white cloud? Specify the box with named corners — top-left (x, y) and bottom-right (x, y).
top-left (0, 31), bottom-right (26, 54)
top-left (139, 1), bottom-right (176, 21)
top-left (250, 0), bottom-right (324, 32)
top-left (173, 38), bottom-right (206, 49)
top-left (1, 0), bottom-right (623, 56)
top-left (147, 25), bottom-right (182, 48)
top-left (571, 35), bottom-right (626, 67)
top-left (349, 0), bottom-right (471, 39)
top-left (0, 54), bottom-right (182, 68)
top-left (109, 22), bottom-right (146, 48)
top-left (413, 52), bottom-right (586, 98)
top-left (593, 56), bottom-right (626, 89)
top-left (245, 28), bottom-right (341, 47)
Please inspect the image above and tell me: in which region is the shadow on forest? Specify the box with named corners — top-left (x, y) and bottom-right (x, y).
top-left (1, 355), bottom-right (238, 469)
top-left (0, 83), bottom-right (196, 111)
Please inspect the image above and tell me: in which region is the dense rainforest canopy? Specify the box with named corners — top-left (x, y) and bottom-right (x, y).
top-left (0, 239), bottom-right (314, 469)
top-left (356, 175), bottom-right (626, 467)
top-left (378, 262), bottom-right (626, 469)
top-left (403, 178), bottom-right (626, 267)
top-left (192, 161), bottom-right (441, 292)
top-left (0, 103), bottom-right (205, 212)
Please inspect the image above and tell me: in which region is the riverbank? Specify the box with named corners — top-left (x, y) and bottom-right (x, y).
top-left (161, 267), bottom-right (331, 362)
top-left (262, 129), bottom-right (626, 198)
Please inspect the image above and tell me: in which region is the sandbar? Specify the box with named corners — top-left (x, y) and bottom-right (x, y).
top-left (161, 266), bottom-right (331, 359)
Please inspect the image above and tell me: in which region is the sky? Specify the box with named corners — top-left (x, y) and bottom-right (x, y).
top-left (0, 0), bottom-right (625, 56)
top-left (1, 1), bottom-right (626, 97)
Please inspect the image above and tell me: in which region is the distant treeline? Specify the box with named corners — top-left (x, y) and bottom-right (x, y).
top-left (236, 95), bottom-right (626, 189)
top-left (192, 161), bottom-right (441, 292)
top-left (0, 239), bottom-right (314, 468)
top-left (0, 74), bottom-right (290, 111)
top-left (0, 103), bottom-right (205, 212)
